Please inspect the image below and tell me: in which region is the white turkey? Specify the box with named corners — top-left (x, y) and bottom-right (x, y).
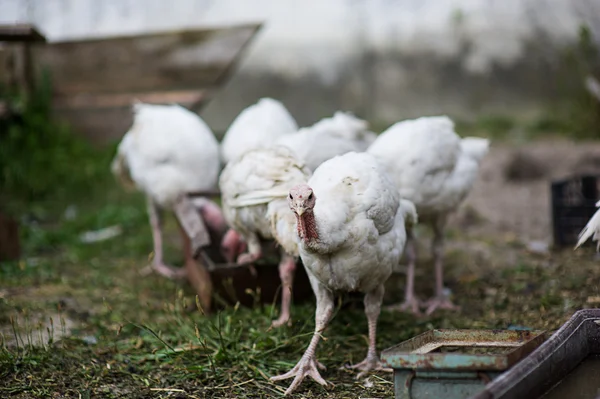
top-left (222, 111), bottom-right (377, 262)
top-left (275, 111), bottom-right (377, 172)
top-left (270, 152), bottom-right (417, 395)
top-left (367, 116), bottom-right (489, 315)
top-left (111, 102), bottom-right (225, 310)
top-left (575, 201), bottom-right (600, 250)
top-left (219, 146), bottom-right (311, 327)
top-left (220, 97), bottom-right (298, 164)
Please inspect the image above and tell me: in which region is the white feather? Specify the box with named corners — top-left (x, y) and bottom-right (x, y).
top-left (368, 116), bottom-right (489, 219)
top-left (219, 146), bottom-right (311, 255)
top-left (111, 103), bottom-right (220, 207)
top-left (575, 201), bottom-right (600, 250)
top-left (275, 111), bottom-right (376, 172)
top-left (220, 98), bottom-right (298, 164)
top-left (297, 152), bottom-right (413, 293)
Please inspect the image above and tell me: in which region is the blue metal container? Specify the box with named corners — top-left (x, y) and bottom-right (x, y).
top-left (381, 329), bottom-right (547, 399)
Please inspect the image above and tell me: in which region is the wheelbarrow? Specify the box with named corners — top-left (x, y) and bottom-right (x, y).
top-left (178, 192), bottom-right (313, 314)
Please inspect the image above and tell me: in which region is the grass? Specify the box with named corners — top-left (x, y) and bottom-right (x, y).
top-left (2, 70), bottom-right (600, 398)
top-left (2, 168), bottom-right (600, 398)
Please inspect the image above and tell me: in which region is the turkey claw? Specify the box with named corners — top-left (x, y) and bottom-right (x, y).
top-left (236, 253), bottom-right (259, 276)
top-left (344, 356), bottom-right (389, 379)
top-left (271, 356), bottom-right (327, 395)
top-left (140, 263), bottom-right (187, 279)
top-left (236, 252), bottom-right (259, 264)
top-left (423, 296), bottom-right (460, 315)
top-left (270, 314), bottom-right (292, 329)
top-left (385, 297), bottom-right (422, 316)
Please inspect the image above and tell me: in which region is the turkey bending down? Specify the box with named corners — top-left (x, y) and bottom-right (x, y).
top-left (220, 97), bottom-right (298, 165)
top-left (270, 152), bottom-right (417, 395)
top-left (575, 201), bottom-right (600, 251)
top-left (221, 111), bottom-right (377, 263)
top-left (219, 146), bottom-right (311, 328)
top-left (111, 102), bottom-right (224, 311)
top-left (367, 116), bottom-right (489, 315)
top-left (275, 111), bottom-right (377, 172)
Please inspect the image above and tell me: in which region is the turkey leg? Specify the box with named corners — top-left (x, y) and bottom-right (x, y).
top-left (270, 253), bottom-right (296, 328)
top-left (140, 197), bottom-right (186, 279)
top-left (423, 218), bottom-right (460, 315)
top-left (179, 220), bottom-right (213, 313)
top-left (386, 227), bottom-right (421, 315)
top-left (236, 233), bottom-right (260, 276)
top-left (271, 278), bottom-right (332, 395)
top-left (345, 284), bottom-right (391, 377)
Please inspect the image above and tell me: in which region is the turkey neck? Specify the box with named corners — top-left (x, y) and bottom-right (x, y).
top-left (296, 211), bottom-right (319, 244)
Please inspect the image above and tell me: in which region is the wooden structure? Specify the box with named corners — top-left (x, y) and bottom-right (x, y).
top-left (31, 23), bottom-right (262, 145)
top-left (0, 24), bottom-right (47, 114)
top-left (0, 210), bottom-right (20, 262)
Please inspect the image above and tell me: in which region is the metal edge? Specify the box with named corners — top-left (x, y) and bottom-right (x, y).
top-left (382, 329), bottom-right (547, 371)
top-left (44, 22), bottom-right (263, 45)
top-left (212, 23), bottom-right (263, 89)
top-left (469, 309), bottom-right (600, 399)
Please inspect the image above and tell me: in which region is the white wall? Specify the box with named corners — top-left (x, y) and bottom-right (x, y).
top-left (2, 0), bottom-right (599, 128)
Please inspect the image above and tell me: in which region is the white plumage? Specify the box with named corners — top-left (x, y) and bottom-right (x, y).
top-left (111, 103), bottom-right (223, 294)
top-left (271, 152), bottom-right (416, 395)
top-left (368, 116), bottom-right (489, 315)
top-left (275, 111), bottom-right (377, 172)
top-left (219, 146), bottom-right (311, 327)
top-left (112, 103), bottom-right (220, 206)
top-left (220, 98), bottom-right (298, 164)
top-left (575, 201), bottom-right (600, 250)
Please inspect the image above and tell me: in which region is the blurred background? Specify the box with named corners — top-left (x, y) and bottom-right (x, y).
top-left (3, 0), bottom-right (600, 131)
top-left (1, 1), bottom-right (600, 398)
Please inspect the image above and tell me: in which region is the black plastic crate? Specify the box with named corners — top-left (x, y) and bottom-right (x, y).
top-left (551, 174), bottom-right (600, 248)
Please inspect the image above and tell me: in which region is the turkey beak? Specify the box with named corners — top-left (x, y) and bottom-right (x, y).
top-left (295, 206), bottom-right (305, 217)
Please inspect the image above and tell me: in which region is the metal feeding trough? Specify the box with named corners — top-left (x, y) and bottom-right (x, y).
top-left (180, 193), bottom-right (313, 313)
top-left (472, 309), bottom-right (600, 399)
top-left (381, 329), bottom-right (547, 399)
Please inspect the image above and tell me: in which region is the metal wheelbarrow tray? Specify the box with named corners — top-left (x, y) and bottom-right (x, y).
top-left (176, 194), bottom-right (314, 312)
top-left (381, 329), bottom-right (547, 399)
top-left (471, 309), bottom-right (600, 399)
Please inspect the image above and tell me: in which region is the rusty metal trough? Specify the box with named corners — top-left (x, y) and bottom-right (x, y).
top-left (381, 329), bottom-right (547, 399)
top-left (471, 309), bottom-right (600, 399)
top-left (175, 194), bottom-right (313, 312)
top-left (197, 239), bottom-right (313, 311)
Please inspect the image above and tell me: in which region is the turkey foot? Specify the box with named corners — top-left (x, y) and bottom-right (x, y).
top-left (270, 355), bottom-right (327, 395)
top-left (345, 354), bottom-right (391, 379)
top-left (140, 263), bottom-right (187, 279)
top-left (269, 256), bottom-right (296, 329)
top-left (386, 297), bottom-right (422, 316)
top-left (236, 252), bottom-right (259, 276)
top-left (423, 296), bottom-right (460, 315)
top-left (270, 313), bottom-right (291, 328)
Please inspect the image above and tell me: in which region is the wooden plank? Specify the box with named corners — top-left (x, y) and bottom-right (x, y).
top-left (33, 23), bottom-right (262, 144)
top-left (52, 89), bottom-right (207, 110)
top-left (0, 24), bottom-right (47, 43)
top-left (0, 211), bottom-right (20, 262)
top-left (35, 23), bottom-right (262, 96)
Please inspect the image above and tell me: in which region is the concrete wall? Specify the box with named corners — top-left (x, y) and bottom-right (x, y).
top-left (2, 0), bottom-right (600, 130)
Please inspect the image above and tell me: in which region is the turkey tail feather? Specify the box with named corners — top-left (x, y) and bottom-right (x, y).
top-left (575, 203), bottom-right (600, 250)
top-left (399, 199), bottom-right (418, 227)
top-left (110, 153), bottom-right (136, 191)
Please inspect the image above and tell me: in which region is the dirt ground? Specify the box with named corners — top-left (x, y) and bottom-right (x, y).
top-left (453, 138), bottom-right (600, 242)
top-left (2, 138), bottom-right (600, 399)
